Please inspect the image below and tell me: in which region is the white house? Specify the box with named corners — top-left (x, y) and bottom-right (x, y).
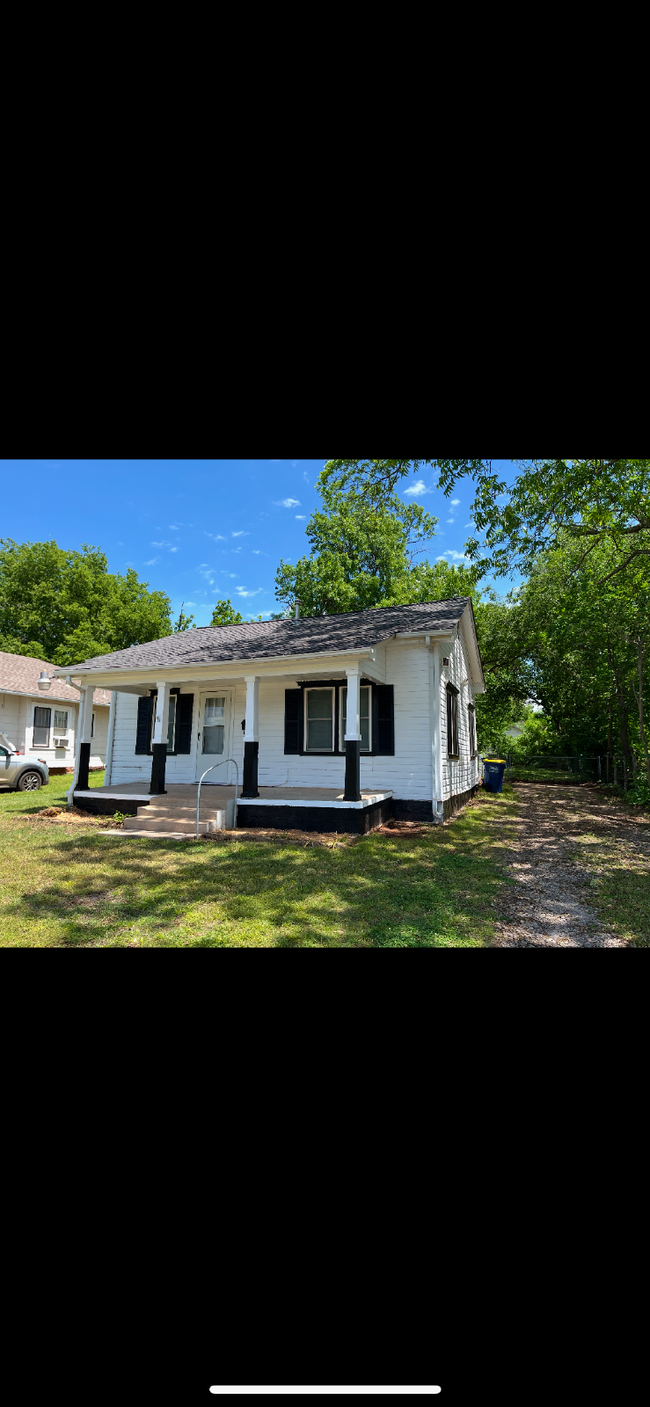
top-left (52, 600), bottom-right (485, 832)
top-left (0, 652), bottom-right (111, 773)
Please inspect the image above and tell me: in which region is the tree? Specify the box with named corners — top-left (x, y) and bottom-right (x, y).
top-left (322, 459), bottom-right (650, 585)
top-left (173, 602), bottom-right (196, 631)
top-left (274, 476), bottom-right (437, 615)
top-left (0, 538), bottom-right (172, 666)
top-left (210, 599), bottom-right (244, 626)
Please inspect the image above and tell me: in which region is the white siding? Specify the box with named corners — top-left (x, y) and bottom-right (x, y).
top-left (110, 642), bottom-right (440, 802)
top-left (89, 705), bottom-right (109, 766)
top-left (1, 694), bottom-right (108, 770)
top-left (440, 623), bottom-right (482, 800)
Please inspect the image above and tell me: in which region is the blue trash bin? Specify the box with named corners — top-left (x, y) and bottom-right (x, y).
top-left (483, 758), bottom-right (507, 793)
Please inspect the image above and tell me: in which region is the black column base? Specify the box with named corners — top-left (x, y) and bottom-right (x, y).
top-left (242, 740), bottom-right (259, 798)
top-left (149, 743), bottom-right (168, 794)
top-left (78, 742), bottom-right (91, 791)
top-left (344, 739), bottom-right (361, 801)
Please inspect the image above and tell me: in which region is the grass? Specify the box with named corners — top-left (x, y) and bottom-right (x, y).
top-left (572, 823), bottom-right (650, 949)
top-left (0, 774), bottom-right (519, 949)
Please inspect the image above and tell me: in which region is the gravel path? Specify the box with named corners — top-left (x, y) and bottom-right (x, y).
top-left (485, 783), bottom-right (650, 948)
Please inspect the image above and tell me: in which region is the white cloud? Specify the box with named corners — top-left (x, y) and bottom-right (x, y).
top-left (275, 497), bottom-right (300, 508)
top-left (170, 547), bottom-right (178, 553)
top-left (232, 531), bottom-right (249, 537)
top-left (204, 532), bottom-right (226, 541)
top-left (437, 549), bottom-right (469, 561)
top-left (295, 515), bottom-right (306, 520)
top-left (235, 586), bottom-right (264, 598)
top-left (303, 472), bottom-right (309, 483)
top-left (446, 518), bottom-right (455, 524)
top-left (169, 525), bottom-right (180, 530)
top-left (144, 557), bottom-right (160, 566)
top-left (151, 540), bottom-right (172, 547)
top-left (221, 572), bottom-right (238, 578)
top-left (404, 480), bottom-right (432, 497)
top-left (451, 499), bottom-right (461, 506)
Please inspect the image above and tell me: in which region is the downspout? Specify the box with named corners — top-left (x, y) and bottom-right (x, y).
top-left (427, 637), bottom-right (443, 822)
top-left (104, 691), bottom-right (117, 787)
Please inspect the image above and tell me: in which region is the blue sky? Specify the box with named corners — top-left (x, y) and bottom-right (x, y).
top-left (0, 459), bottom-right (518, 621)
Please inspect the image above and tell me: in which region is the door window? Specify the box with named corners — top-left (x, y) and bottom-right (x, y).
top-left (202, 697), bottom-right (225, 754)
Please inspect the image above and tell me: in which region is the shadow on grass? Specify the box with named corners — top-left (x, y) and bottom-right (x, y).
top-left (6, 799), bottom-right (515, 947)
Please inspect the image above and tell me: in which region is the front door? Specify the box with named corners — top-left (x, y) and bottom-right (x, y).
top-left (195, 692), bottom-right (231, 781)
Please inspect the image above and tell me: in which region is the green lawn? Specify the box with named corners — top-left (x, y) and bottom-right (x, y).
top-left (0, 774), bottom-right (518, 948)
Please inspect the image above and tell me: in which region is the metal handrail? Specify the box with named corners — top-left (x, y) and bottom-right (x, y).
top-left (196, 758), bottom-right (240, 837)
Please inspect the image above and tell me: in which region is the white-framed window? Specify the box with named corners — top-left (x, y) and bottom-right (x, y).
top-left (53, 710), bottom-right (68, 734)
top-left (340, 685), bottom-right (371, 751)
top-left (33, 706), bottom-right (51, 746)
top-left (150, 693), bottom-right (178, 752)
top-left (304, 687), bottom-right (335, 752)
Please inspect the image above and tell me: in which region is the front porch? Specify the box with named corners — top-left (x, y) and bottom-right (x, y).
top-left (73, 782), bottom-right (394, 834)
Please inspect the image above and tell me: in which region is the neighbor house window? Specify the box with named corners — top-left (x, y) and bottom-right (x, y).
top-left (150, 693), bottom-right (178, 752)
top-left (446, 685), bottom-right (459, 757)
top-left (54, 710), bottom-right (68, 733)
top-left (340, 685), bottom-right (371, 751)
top-left (33, 706), bottom-right (51, 747)
top-left (468, 704), bottom-right (477, 757)
top-left (304, 688), bottom-right (335, 751)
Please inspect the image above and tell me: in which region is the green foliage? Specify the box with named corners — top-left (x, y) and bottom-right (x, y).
top-left (209, 599), bottom-right (244, 626)
top-left (173, 603), bottom-right (196, 631)
top-left (0, 539), bottom-right (172, 666)
top-left (436, 458), bottom-right (650, 583)
top-left (275, 472), bottom-right (438, 615)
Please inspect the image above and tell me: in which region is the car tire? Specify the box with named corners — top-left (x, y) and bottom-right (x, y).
top-left (17, 771), bottom-right (43, 791)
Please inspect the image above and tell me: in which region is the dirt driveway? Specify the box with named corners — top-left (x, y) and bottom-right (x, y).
top-left (484, 783), bottom-right (650, 947)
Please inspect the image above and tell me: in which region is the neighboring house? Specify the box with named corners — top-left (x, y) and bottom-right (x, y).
top-left (53, 599), bottom-right (485, 830)
top-left (0, 652), bottom-right (111, 773)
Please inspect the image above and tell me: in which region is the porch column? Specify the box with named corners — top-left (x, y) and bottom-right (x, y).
top-left (77, 687), bottom-right (92, 791)
top-left (343, 667), bottom-right (361, 802)
top-left (242, 675), bottom-right (260, 798)
top-left (149, 680), bottom-right (170, 795)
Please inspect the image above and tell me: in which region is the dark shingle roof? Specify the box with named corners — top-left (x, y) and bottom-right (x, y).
top-left (56, 599), bottom-right (472, 674)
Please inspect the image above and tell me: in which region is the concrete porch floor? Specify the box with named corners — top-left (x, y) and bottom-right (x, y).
top-left (73, 782), bottom-right (394, 834)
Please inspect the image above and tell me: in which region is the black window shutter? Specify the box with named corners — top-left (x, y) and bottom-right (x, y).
top-left (374, 685), bottom-right (394, 755)
top-left (284, 689), bottom-right (303, 754)
top-left (135, 695), bottom-right (153, 754)
top-left (176, 693), bottom-right (194, 753)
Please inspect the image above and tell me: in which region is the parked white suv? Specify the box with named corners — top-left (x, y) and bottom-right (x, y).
top-left (0, 733), bottom-right (49, 791)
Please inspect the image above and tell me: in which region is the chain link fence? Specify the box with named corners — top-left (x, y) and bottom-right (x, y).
top-left (505, 754), bottom-right (634, 788)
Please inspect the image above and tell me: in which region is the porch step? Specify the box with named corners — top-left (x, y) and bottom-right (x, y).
top-left (123, 814), bottom-right (228, 834)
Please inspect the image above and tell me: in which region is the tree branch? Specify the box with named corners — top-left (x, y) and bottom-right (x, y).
top-left (596, 550), bottom-right (650, 585)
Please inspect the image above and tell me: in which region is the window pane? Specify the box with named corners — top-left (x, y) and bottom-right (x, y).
top-left (306, 690), bottom-right (332, 749)
top-left (203, 725), bottom-right (224, 754)
top-left (204, 697), bottom-right (225, 725)
top-left (33, 706), bottom-right (51, 746)
top-left (307, 690), bottom-right (332, 720)
top-left (54, 710), bottom-right (68, 731)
